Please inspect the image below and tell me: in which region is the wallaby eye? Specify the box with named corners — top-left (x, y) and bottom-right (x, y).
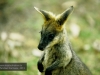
top-left (48, 34), bottom-right (55, 40)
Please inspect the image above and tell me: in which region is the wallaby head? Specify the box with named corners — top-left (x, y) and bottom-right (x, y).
top-left (34, 6), bottom-right (73, 51)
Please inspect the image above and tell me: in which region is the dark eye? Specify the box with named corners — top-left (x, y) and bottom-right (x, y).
top-left (48, 34), bottom-right (55, 40)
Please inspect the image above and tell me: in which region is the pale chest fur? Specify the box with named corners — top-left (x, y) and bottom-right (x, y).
top-left (42, 43), bottom-right (72, 70)
top-left (43, 48), bottom-right (57, 70)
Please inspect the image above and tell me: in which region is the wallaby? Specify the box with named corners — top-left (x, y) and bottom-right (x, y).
top-left (34, 6), bottom-right (92, 75)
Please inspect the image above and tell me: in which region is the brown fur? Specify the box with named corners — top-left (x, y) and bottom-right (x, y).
top-left (35, 6), bottom-right (92, 75)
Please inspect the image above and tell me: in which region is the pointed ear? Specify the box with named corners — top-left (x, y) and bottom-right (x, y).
top-left (34, 7), bottom-right (51, 21)
top-left (56, 6), bottom-right (73, 25)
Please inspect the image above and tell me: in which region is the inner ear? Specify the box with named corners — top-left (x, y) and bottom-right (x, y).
top-left (39, 10), bottom-right (51, 21)
top-left (34, 7), bottom-right (50, 21)
top-left (34, 7), bottom-right (55, 21)
top-left (56, 6), bottom-right (73, 25)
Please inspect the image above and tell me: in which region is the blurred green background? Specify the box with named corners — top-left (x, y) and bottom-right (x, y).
top-left (0, 0), bottom-right (100, 75)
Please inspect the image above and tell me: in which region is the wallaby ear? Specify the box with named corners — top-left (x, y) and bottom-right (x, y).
top-left (56, 6), bottom-right (73, 25)
top-left (34, 7), bottom-right (51, 21)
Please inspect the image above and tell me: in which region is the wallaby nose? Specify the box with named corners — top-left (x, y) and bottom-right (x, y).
top-left (38, 44), bottom-right (44, 51)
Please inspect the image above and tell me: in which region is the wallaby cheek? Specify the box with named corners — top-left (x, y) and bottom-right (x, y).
top-left (46, 36), bottom-right (59, 48)
top-left (38, 36), bottom-right (54, 50)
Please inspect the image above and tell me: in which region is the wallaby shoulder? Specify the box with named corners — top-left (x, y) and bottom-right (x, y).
top-left (63, 43), bottom-right (92, 75)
